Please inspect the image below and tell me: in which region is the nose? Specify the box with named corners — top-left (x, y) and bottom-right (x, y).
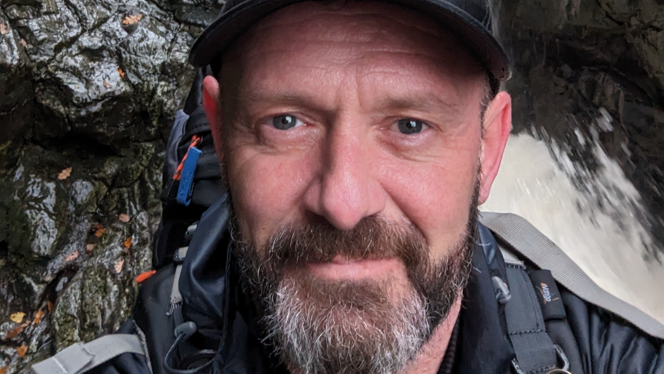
top-left (303, 123), bottom-right (386, 230)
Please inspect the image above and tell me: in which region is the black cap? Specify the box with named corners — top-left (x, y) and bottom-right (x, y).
top-left (189, 0), bottom-right (511, 81)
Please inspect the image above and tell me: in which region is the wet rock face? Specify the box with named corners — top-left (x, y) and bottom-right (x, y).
top-left (497, 0), bottom-right (664, 257)
top-left (0, 0), bottom-right (222, 372)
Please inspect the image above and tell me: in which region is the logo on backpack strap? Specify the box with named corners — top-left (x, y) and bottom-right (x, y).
top-left (537, 282), bottom-right (560, 304)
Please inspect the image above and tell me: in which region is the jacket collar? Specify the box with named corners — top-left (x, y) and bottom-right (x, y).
top-left (452, 224), bottom-right (515, 373)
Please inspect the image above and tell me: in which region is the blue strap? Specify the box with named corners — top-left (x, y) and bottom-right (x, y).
top-left (176, 147), bottom-right (202, 206)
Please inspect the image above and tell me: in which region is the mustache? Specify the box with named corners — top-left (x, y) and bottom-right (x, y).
top-left (259, 214), bottom-right (430, 268)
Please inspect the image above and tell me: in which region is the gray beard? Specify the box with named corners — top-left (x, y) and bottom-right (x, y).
top-left (266, 277), bottom-right (429, 374)
top-left (229, 186), bottom-right (478, 374)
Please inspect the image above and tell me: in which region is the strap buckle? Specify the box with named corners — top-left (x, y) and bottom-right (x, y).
top-left (512, 344), bottom-right (571, 374)
top-left (173, 246), bottom-right (189, 264)
top-left (492, 276), bottom-right (512, 304)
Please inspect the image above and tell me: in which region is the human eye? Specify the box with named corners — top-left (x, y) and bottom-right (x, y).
top-left (270, 114), bottom-right (306, 130)
top-left (395, 118), bottom-right (428, 134)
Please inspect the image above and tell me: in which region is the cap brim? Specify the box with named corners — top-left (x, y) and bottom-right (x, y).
top-left (189, 0), bottom-right (511, 80)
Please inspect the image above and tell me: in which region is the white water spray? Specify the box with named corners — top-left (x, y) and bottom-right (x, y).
top-left (482, 133), bottom-right (664, 323)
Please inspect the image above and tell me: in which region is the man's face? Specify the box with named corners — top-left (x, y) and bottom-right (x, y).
top-left (203, 1), bottom-right (511, 373)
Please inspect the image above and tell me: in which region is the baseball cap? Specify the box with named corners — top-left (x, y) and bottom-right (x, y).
top-left (189, 0), bottom-right (511, 81)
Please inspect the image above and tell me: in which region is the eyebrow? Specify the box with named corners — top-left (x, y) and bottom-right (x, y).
top-left (374, 94), bottom-right (460, 114)
top-left (236, 89), bottom-right (461, 116)
top-left (238, 90), bottom-right (324, 109)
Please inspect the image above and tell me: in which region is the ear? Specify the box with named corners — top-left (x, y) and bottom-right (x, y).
top-left (478, 91), bottom-right (512, 204)
top-left (202, 75), bottom-right (224, 162)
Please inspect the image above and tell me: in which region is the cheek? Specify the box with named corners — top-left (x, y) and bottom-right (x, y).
top-left (380, 139), bottom-right (480, 260)
top-left (226, 146), bottom-right (319, 245)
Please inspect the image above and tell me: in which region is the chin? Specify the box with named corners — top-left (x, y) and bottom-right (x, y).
top-left (264, 273), bottom-right (430, 374)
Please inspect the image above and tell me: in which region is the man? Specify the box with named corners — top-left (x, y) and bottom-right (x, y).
top-left (31, 0), bottom-right (664, 373)
top-left (199, 1), bottom-right (509, 373)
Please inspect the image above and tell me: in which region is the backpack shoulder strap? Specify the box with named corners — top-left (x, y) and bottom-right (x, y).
top-left (480, 211), bottom-right (664, 340)
top-left (30, 334), bottom-right (146, 374)
top-left (501, 259), bottom-right (563, 373)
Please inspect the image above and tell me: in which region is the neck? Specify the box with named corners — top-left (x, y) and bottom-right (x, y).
top-left (401, 294), bottom-right (462, 374)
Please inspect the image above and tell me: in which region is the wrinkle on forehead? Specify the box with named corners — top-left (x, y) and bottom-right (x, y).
top-left (249, 1), bottom-right (454, 45)
top-left (219, 0), bottom-right (487, 122)
top-left (223, 0), bottom-right (484, 73)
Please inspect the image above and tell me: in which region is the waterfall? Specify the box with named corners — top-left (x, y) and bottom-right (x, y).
top-left (482, 133), bottom-right (664, 323)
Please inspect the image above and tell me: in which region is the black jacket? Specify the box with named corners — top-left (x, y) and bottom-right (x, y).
top-left (90, 198), bottom-right (664, 374)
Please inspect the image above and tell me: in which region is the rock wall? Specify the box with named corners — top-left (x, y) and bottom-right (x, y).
top-left (0, 0), bottom-right (663, 372)
top-left (0, 0), bottom-right (221, 372)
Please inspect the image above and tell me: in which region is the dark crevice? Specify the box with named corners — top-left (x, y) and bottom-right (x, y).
top-left (41, 266), bottom-right (80, 307)
top-left (0, 241), bottom-right (8, 260)
top-left (0, 100), bottom-right (23, 116)
top-left (33, 76), bottom-right (74, 125)
top-left (37, 133), bottom-right (120, 159)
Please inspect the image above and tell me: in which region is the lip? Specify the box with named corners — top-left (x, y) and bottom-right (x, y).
top-left (329, 255), bottom-right (368, 265)
top-left (305, 255), bottom-right (401, 280)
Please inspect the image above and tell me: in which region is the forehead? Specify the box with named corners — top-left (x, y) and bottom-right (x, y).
top-left (242, 1), bottom-right (455, 50)
top-left (220, 1), bottom-right (485, 107)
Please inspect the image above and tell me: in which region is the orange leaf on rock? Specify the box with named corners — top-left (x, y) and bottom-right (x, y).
top-left (33, 309), bottom-right (45, 324)
top-left (124, 237), bottom-right (132, 248)
top-left (46, 301), bottom-right (54, 312)
top-left (64, 251), bottom-right (79, 262)
top-left (16, 344), bottom-right (27, 357)
top-left (122, 14), bottom-right (143, 25)
top-left (4, 325), bottom-right (23, 340)
top-left (114, 259), bottom-right (125, 274)
top-left (118, 68), bottom-right (125, 79)
top-left (0, 366), bottom-right (6, 374)
top-left (94, 228), bottom-right (107, 238)
top-left (119, 213), bottom-right (130, 223)
top-left (57, 167), bottom-right (72, 180)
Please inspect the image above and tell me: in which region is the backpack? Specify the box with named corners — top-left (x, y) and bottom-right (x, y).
top-left (152, 67), bottom-right (226, 270)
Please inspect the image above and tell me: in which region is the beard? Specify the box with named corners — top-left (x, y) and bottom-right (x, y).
top-left (229, 185), bottom-right (478, 374)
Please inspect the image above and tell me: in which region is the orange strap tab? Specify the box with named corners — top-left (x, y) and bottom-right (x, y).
top-left (135, 270), bottom-right (157, 283)
top-left (173, 135), bottom-right (202, 181)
